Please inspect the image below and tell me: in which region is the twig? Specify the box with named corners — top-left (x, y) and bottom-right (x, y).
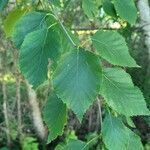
top-left (81, 135), bottom-right (100, 150)
top-left (1, 47), bottom-right (11, 146)
top-left (97, 97), bottom-right (102, 130)
top-left (12, 47), bottom-right (22, 140)
top-left (48, 2), bottom-right (76, 47)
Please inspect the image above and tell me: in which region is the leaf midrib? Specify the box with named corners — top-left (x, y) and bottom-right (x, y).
top-left (92, 38), bottom-right (117, 59)
top-left (103, 73), bottom-right (133, 114)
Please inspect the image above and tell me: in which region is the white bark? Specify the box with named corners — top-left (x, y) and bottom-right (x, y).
top-left (0, 42), bottom-right (11, 146)
top-left (26, 82), bottom-right (47, 141)
top-left (137, 0), bottom-right (150, 59)
top-left (137, 0), bottom-right (150, 92)
top-left (2, 82), bottom-right (11, 146)
top-left (16, 77), bottom-right (22, 138)
top-left (13, 49), bottom-right (22, 139)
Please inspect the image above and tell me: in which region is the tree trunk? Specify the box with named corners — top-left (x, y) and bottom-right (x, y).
top-left (0, 46), bottom-right (11, 147)
top-left (2, 82), bottom-right (11, 146)
top-left (137, 0), bottom-right (150, 55)
top-left (16, 77), bottom-right (22, 138)
top-left (137, 0), bottom-right (150, 100)
top-left (26, 82), bottom-right (47, 141)
top-left (13, 48), bottom-right (22, 140)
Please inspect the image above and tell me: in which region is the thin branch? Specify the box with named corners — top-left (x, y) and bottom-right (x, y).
top-left (59, 21), bottom-right (76, 46)
top-left (26, 81), bottom-right (47, 141)
top-left (48, 3), bottom-right (76, 47)
top-left (1, 47), bottom-right (11, 146)
top-left (71, 27), bottom-right (119, 31)
top-left (97, 97), bottom-right (102, 130)
top-left (12, 46), bottom-right (22, 140)
top-left (16, 76), bottom-right (22, 137)
top-left (81, 135), bottom-right (100, 150)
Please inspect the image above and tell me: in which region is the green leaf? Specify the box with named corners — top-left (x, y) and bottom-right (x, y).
top-left (102, 114), bottom-right (144, 150)
top-left (48, 0), bottom-right (61, 7)
top-left (60, 28), bottom-right (80, 53)
top-left (53, 48), bottom-right (102, 121)
top-left (43, 92), bottom-right (67, 143)
top-left (12, 11), bottom-right (47, 48)
top-left (0, 0), bottom-right (8, 12)
top-left (19, 26), bottom-right (61, 88)
top-left (0, 147), bottom-right (8, 150)
top-left (96, 0), bottom-right (103, 6)
top-left (126, 117), bottom-right (136, 128)
top-left (55, 139), bottom-right (87, 150)
top-left (92, 30), bottom-right (138, 67)
top-left (22, 137), bottom-right (38, 150)
top-left (82, 0), bottom-right (98, 20)
top-left (4, 8), bottom-right (28, 38)
top-left (100, 68), bottom-right (150, 116)
top-left (102, 0), bottom-right (116, 17)
top-left (113, 0), bottom-right (137, 24)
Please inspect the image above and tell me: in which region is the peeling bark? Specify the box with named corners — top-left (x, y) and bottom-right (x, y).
top-left (26, 82), bottom-right (47, 141)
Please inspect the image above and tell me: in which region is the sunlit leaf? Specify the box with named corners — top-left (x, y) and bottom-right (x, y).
top-left (92, 30), bottom-right (138, 67)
